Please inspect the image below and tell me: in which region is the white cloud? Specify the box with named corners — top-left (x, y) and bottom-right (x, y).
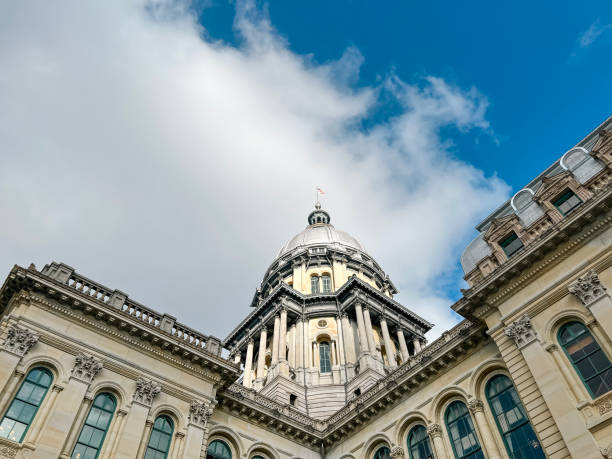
top-left (578, 19), bottom-right (612, 48)
top-left (0, 0), bottom-right (509, 341)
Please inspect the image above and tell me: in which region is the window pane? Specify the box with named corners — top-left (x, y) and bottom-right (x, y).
top-left (319, 342), bottom-right (331, 373)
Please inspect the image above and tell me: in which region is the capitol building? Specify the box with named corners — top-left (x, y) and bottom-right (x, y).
top-left (0, 116), bottom-right (611, 459)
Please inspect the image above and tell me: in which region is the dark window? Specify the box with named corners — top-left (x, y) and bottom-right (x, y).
top-left (145, 415), bottom-right (174, 459)
top-left (486, 375), bottom-right (544, 459)
top-left (553, 189), bottom-right (582, 216)
top-left (558, 322), bottom-right (612, 398)
top-left (71, 393), bottom-right (116, 459)
top-left (500, 233), bottom-right (523, 258)
top-left (373, 446), bottom-right (391, 459)
top-left (311, 276), bottom-right (320, 294)
top-left (354, 388), bottom-right (361, 396)
top-left (445, 401), bottom-right (484, 459)
top-left (289, 394), bottom-right (297, 406)
top-left (407, 425), bottom-right (434, 459)
top-left (0, 367), bottom-right (53, 443)
top-left (319, 342), bottom-right (332, 373)
top-left (207, 440), bottom-right (232, 459)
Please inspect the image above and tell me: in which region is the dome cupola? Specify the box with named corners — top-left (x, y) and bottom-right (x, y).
top-left (307, 202), bottom-right (330, 225)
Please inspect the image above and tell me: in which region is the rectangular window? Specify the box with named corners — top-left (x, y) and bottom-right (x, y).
top-left (553, 189), bottom-right (582, 216)
top-left (310, 276), bottom-right (320, 294)
top-left (500, 232), bottom-right (523, 258)
top-left (321, 275), bottom-right (331, 293)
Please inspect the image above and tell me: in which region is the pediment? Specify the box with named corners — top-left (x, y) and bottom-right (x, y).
top-left (533, 171), bottom-right (574, 202)
top-left (483, 213), bottom-right (519, 242)
top-left (592, 129), bottom-right (612, 165)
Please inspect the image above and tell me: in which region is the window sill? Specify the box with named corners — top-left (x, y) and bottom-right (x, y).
top-left (578, 391), bottom-right (612, 431)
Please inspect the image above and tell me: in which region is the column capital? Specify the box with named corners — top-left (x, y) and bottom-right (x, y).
top-left (427, 423), bottom-right (443, 438)
top-left (467, 398), bottom-right (484, 413)
top-left (568, 270), bottom-right (607, 306)
top-left (390, 445), bottom-right (405, 457)
top-left (70, 353), bottom-right (103, 384)
top-left (2, 325), bottom-right (39, 357)
top-left (133, 377), bottom-right (162, 407)
top-left (189, 400), bottom-right (214, 429)
top-left (504, 314), bottom-right (538, 348)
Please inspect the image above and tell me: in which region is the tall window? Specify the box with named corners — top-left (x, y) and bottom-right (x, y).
top-left (145, 415), bottom-right (174, 459)
top-left (407, 425), bottom-right (434, 459)
top-left (558, 322), bottom-right (612, 398)
top-left (311, 276), bottom-right (320, 294)
top-left (486, 375), bottom-right (544, 459)
top-left (499, 232), bottom-right (523, 258)
top-left (373, 446), bottom-right (391, 459)
top-left (553, 189), bottom-right (582, 215)
top-left (71, 393), bottom-right (116, 459)
top-left (319, 341), bottom-right (332, 373)
top-left (321, 274), bottom-right (332, 293)
top-left (445, 401), bottom-right (484, 459)
top-left (207, 440), bottom-right (232, 459)
top-left (0, 367), bottom-right (53, 443)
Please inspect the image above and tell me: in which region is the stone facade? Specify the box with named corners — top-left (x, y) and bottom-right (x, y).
top-left (0, 117), bottom-right (610, 458)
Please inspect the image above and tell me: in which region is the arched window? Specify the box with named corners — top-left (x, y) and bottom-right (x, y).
top-left (486, 375), bottom-right (544, 459)
top-left (319, 341), bottom-right (331, 373)
top-left (71, 393), bottom-right (116, 459)
top-left (207, 440), bottom-right (232, 459)
top-left (558, 321), bottom-right (612, 398)
top-left (407, 425), bottom-right (434, 459)
top-left (445, 401), bottom-right (484, 459)
top-left (252, 456), bottom-right (265, 459)
top-left (311, 276), bottom-right (320, 294)
top-left (145, 415), bottom-right (174, 459)
top-left (373, 446), bottom-right (391, 459)
top-left (321, 274), bottom-right (332, 293)
top-left (0, 367), bottom-right (53, 443)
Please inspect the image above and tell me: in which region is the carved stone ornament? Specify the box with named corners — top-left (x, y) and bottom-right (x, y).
top-left (133, 377), bottom-right (161, 407)
top-left (189, 400), bottom-right (213, 428)
top-left (71, 353), bottom-right (103, 384)
top-left (2, 326), bottom-right (39, 357)
top-left (601, 443), bottom-right (612, 458)
top-left (568, 270), bottom-right (607, 307)
top-left (390, 445), bottom-right (405, 457)
top-left (504, 315), bottom-right (537, 348)
top-left (467, 399), bottom-right (484, 413)
top-left (0, 445), bottom-right (17, 458)
top-left (427, 423), bottom-right (442, 438)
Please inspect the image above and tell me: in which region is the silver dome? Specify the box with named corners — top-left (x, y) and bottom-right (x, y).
top-left (277, 223), bottom-right (366, 258)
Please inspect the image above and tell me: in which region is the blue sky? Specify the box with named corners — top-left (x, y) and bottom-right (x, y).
top-left (198, 0), bottom-right (612, 191)
top-left (0, 1), bottom-right (610, 338)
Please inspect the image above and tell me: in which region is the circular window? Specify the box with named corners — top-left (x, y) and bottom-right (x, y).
top-left (317, 319), bottom-right (328, 328)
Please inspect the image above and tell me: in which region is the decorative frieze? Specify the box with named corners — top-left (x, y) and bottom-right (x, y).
top-left (598, 394), bottom-right (612, 416)
top-left (390, 445), bottom-right (405, 457)
top-left (504, 315), bottom-right (537, 348)
top-left (0, 444), bottom-right (17, 458)
top-left (568, 270), bottom-right (607, 306)
top-left (2, 326), bottom-right (39, 357)
top-left (71, 353), bottom-right (103, 384)
top-left (467, 399), bottom-right (484, 414)
top-left (133, 377), bottom-right (161, 407)
top-left (189, 400), bottom-right (214, 429)
top-left (427, 423), bottom-right (442, 438)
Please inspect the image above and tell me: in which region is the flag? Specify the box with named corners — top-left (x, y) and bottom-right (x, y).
top-left (316, 187), bottom-right (325, 195)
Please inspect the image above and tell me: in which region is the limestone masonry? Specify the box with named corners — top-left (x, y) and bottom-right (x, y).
top-left (0, 116), bottom-right (612, 458)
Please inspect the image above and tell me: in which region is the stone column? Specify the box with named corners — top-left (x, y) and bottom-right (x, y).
top-left (25, 383), bottom-right (63, 444)
top-left (304, 318), bottom-right (312, 369)
top-left (288, 323), bottom-right (296, 368)
top-left (183, 401), bottom-right (212, 458)
top-left (396, 328), bottom-right (409, 362)
top-left (504, 315), bottom-right (600, 457)
top-left (278, 308), bottom-right (289, 376)
top-left (295, 318), bottom-right (304, 369)
top-left (0, 326), bottom-right (38, 391)
top-left (59, 393), bottom-right (94, 458)
top-left (135, 419), bottom-right (154, 459)
top-left (468, 399), bottom-right (502, 458)
top-left (354, 302), bottom-right (369, 355)
top-left (271, 314), bottom-right (280, 366)
top-left (362, 307), bottom-right (378, 356)
top-left (568, 270), bottom-right (612, 335)
top-left (242, 338), bottom-right (254, 388)
top-left (103, 408), bottom-right (128, 458)
top-left (413, 337), bottom-right (422, 354)
top-left (113, 378), bottom-right (161, 459)
top-left (335, 316), bottom-right (346, 365)
top-left (36, 353), bottom-right (103, 457)
top-left (256, 326), bottom-right (268, 383)
top-left (331, 341), bottom-right (337, 365)
top-left (0, 368), bottom-right (25, 415)
top-left (380, 316), bottom-right (397, 369)
top-left (427, 424), bottom-right (446, 458)
top-left (341, 314), bottom-right (356, 363)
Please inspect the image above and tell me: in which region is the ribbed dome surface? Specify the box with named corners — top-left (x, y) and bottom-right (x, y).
top-left (277, 223), bottom-right (366, 258)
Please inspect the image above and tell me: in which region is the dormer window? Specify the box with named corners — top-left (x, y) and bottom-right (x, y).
top-left (553, 189), bottom-right (582, 216)
top-left (500, 232), bottom-right (523, 258)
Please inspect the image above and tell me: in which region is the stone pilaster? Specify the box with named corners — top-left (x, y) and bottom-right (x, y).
top-left (427, 423), bottom-right (445, 458)
top-left (243, 338), bottom-right (254, 389)
top-left (569, 270), bottom-right (612, 333)
top-left (468, 399), bottom-right (501, 458)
